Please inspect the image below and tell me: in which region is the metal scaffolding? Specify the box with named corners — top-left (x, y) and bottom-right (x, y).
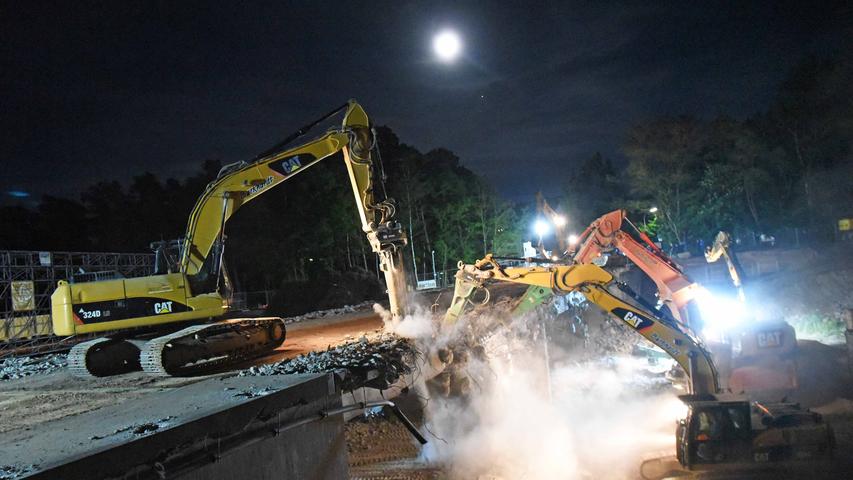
top-left (0, 250), bottom-right (154, 357)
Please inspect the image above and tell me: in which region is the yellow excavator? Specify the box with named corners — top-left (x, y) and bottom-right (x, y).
top-left (51, 100), bottom-right (408, 377)
top-left (443, 254), bottom-right (834, 478)
top-left (705, 231), bottom-right (799, 395)
top-left (705, 231), bottom-right (746, 303)
top-left (534, 192), bottom-right (570, 258)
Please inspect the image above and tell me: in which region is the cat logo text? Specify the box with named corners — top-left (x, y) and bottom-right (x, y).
top-left (154, 301), bottom-right (174, 314)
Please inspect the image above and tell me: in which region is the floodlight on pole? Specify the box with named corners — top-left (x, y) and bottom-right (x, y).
top-left (649, 207), bottom-right (658, 213)
top-left (534, 219), bottom-right (550, 238)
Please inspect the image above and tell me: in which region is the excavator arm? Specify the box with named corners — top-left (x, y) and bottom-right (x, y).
top-left (178, 100), bottom-right (407, 319)
top-left (570, 210), bottom-right (703, 328)
top-left (705, 231), bottom-right (746, 302)
top-left (445, 254), bottom-right (719, 395)
top-left (535, 192), bottom-right (569, 257)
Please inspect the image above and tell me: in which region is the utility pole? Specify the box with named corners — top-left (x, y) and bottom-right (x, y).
top-left (409, 220), bottom-right (418, 281)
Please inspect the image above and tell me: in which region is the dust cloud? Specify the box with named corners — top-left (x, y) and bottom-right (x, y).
top-left (426, 355), bottom-right (681, 478)
top-left (374, 303), bottom-right (436, 340)
top-left (376, 303), bottom-right (683, 479)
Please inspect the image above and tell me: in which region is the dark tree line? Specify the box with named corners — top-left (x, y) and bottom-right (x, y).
top-left (222, 127), bottom-right (524, 290)
top-left (561, 56), bottom-right (853, 250)
top-left (0, 127), bottom-right (524, 291)
top-left (0, 161), bottom-right (222, 253)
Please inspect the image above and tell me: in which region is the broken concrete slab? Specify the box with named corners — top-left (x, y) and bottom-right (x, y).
top-left (240, 333), bottom-right (415, 391)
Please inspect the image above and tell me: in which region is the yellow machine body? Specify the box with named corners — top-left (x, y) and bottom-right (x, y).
top-left (51, 275), bottom-right (225, 335)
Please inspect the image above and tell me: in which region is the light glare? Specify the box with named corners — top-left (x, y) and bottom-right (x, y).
top-left (534, 219), bottom-right (550, 237)
top-left (696, 288), bottom-right (748, 339)
top-left (553, 215), bottom-right (567, 227)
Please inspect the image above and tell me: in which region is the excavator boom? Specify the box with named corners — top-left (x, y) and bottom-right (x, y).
top-left (535, 193), bottom-right (569, 257)
top-left (570, 209), bottom-right (703, 328)
top-left (178, 101), bottom-right (406, 318)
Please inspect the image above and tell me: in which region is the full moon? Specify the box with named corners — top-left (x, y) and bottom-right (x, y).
top-left (433, 30), bottom-right (461, 62)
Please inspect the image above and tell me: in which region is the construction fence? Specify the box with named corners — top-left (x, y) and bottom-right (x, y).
top-left (0, 250), bottom-right (154, 356)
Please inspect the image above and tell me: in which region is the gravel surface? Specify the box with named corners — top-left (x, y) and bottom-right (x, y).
top-left (0, 354), bottom-right (67, 381)
top-left (0, 306), bottom-right (379, 383)
top-left (284, 301), bottom-right (375, 324)
top-left (0, 312), bottom-right (383, 439)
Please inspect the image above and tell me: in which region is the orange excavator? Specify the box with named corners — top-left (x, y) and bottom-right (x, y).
top-left (521, 206), bottom-right (797, 394)
top-left (568, 209), bottom-right (704, 330)
top-left (529, 200), bottom-right (704, 329)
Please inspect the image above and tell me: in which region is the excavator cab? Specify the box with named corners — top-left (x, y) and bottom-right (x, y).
top-left (679, 399), bottom-right (753, 466)
top-left (151, 239), bottom-right (183, 275)
top-left (676, 395), bottom-right (833, 471)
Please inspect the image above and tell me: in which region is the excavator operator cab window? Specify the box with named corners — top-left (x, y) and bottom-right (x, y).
top-left (689, 404), bottom-right (751, 464)
top-left (726, 406), bottom-right (750, 433)
top-left (151, 240), bottom-right (183, 275)
top-left (696, 410), bottom-right (724, 442)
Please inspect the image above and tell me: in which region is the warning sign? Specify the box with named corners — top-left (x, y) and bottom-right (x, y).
top-left (11, 281), bottom-right (35, 311)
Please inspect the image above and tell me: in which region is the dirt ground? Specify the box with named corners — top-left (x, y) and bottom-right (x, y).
top-left (0, 311), bottom-right (384, 435)
top-left (268, 312), bottom-right (384, 362)
top-left (0, 308), bottom-right (442, 479)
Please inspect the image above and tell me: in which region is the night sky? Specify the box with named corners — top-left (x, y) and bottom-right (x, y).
top-left (2, 1), bottom-right (850, 203)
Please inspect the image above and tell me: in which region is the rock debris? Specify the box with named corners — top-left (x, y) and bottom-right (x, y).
top-left (240, 333), bottom-right (416, 391)
top-left (283, 301), bottom-right (375, 324)
top-left (0, 354), bottom-right (67, 381)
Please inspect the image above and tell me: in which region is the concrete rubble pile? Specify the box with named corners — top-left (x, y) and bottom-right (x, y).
top-left (240, 333), bottom-right (416, 391)
top-left (0, 354), bottom-right (67, 381)
top-left (1, 464), bottom-right (37, 480)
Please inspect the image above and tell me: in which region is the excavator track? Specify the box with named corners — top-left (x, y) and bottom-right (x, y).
top-left (139, 318), bottom-right (286, 377)
top-left (68, 337), bottom-right (143, 378)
